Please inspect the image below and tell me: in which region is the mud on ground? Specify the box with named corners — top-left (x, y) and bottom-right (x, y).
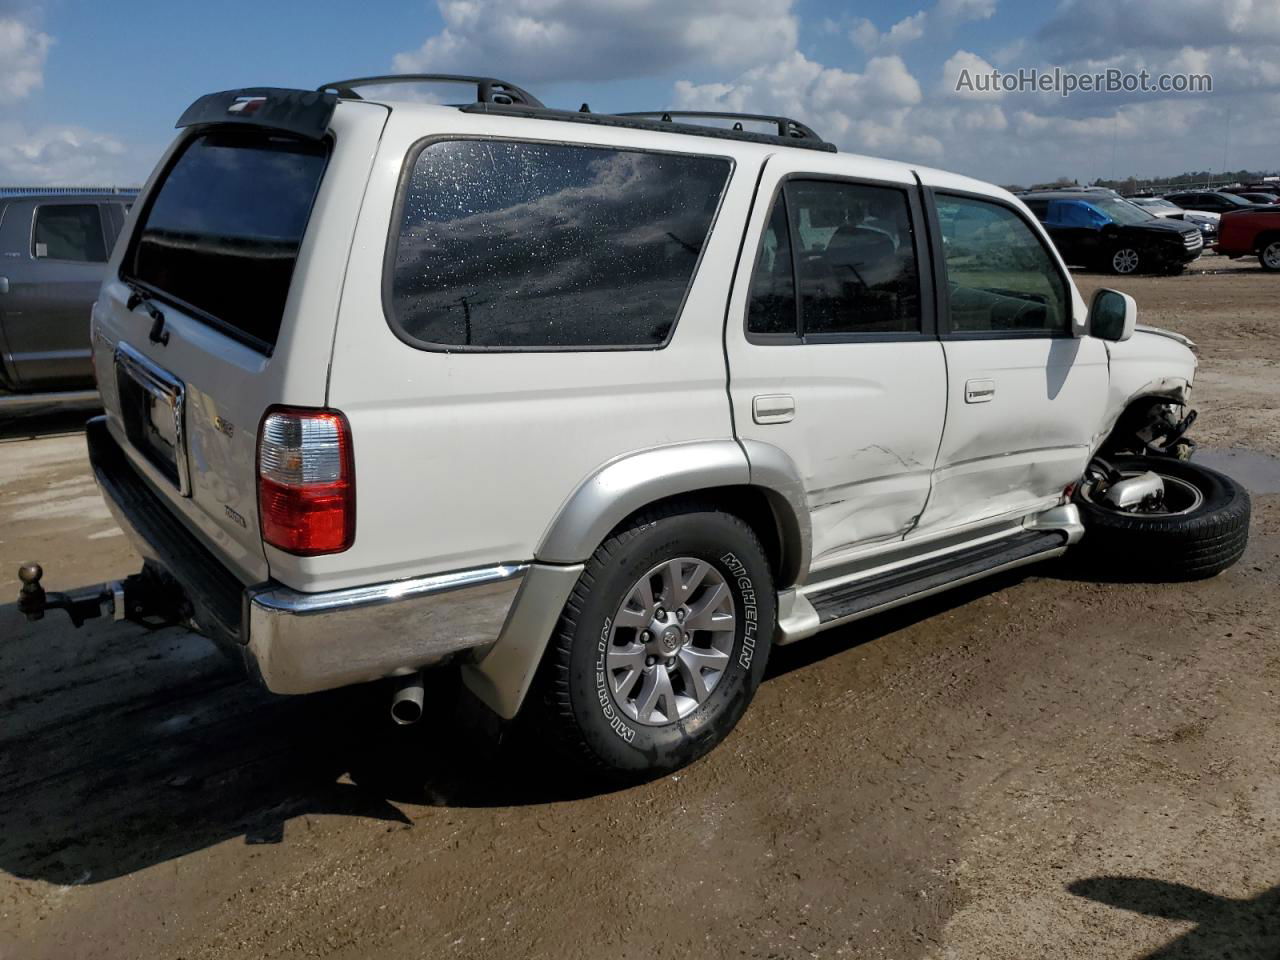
top-left (1, 251), bottom-right (1277, 959)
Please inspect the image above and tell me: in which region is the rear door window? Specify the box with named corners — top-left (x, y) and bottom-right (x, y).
top-left (33, 204), bottom-right (107, 262)
top-left (388, 140), bottom-right (731, 350)
top-left (747, 178), bottom-right (923, 339)
top-left (125, 130), bottom-right (329, 352)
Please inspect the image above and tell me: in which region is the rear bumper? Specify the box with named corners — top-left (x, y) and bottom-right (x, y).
top-left (86, 416), bottom-right (527, 694)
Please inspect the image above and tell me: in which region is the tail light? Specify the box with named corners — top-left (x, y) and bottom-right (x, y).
top-left (257, 408), bottom-right (354, 556)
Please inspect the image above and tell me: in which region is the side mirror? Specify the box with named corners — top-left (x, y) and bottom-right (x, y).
top-left (1089, 288), bottom-right (1136, 342)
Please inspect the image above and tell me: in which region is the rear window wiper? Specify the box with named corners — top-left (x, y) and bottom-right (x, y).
top-left (124, 281), bottom-right (170, 346)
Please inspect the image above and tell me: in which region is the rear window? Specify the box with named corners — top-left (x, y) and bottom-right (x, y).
top-left (388, 139), bottom-right (732, 350)
top-left (125, 129), bottom-right (329, 352)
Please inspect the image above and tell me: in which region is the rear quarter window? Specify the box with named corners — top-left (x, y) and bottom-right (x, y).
top-left (387, 139), bottom-right (732, 350)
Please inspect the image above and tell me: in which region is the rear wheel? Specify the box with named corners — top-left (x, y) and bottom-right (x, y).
top-left (532, 503), bottom-right (775, 778)
top-left (1258, 239), bottom-right (1280, 271)
top-left (1073, 456), bottom-right (1250, 580)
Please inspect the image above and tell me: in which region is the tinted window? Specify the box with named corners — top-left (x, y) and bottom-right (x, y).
top-left (1022, 198), bottom-right (1049, 219)
top-left (936, 195), bottom-right (1068, 335)
top-left (788, 181), bottom-right (921, 335)
top-left (33, 204), bottom-right (106, 262)
top-left (747, 180), bottom-right (921, 338)
top-left (1046, 200), bottom-right (1102, 228)
top-left (390, 140), bottom-right (731, 349)
top-left (747, 197), bottom-right (795, 335)
top-left (127, 130), bottom-right (329, 351)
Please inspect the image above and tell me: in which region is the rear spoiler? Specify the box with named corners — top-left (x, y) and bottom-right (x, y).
top-left (176, 88), bottom-right (337, 140)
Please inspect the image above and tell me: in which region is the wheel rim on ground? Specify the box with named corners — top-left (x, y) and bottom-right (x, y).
top-left (1112, 248), bottom-right (1140, 274)
top-left (1263, 242), bottom-right (1280, 270)
top-left (605, 557), bottom-right (736, 726)
top-left (1080, 470), bottom-right (1205, 517)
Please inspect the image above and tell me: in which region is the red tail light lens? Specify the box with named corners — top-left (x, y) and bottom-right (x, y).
top-left (257, 408), bottom-right (354, 556)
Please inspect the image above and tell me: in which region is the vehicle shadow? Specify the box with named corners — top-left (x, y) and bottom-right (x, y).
top-left (0, 410), bottom-right (97, 441)
top-left (0, 566), bottom-right (1042, 888)
top-left (0, 598), bottom-right (602, 887)
top-left (1068, 876), bottom-right (1280, 958)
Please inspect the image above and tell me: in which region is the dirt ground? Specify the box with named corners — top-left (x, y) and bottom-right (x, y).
top-left (1, 251), bottom-right (1278, 960)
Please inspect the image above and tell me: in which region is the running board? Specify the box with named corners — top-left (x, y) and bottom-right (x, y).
top-left (776, 528), bottom-right (1069, 644)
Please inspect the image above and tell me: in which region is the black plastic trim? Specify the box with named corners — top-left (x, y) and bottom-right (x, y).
top-left (319, 74), bottom-right (545, 108)
top-left (86, 416), bottom-right (245, 648)
top-left (460, 102), bottom-right (837, 152)
top-left (177, 88), bottom-right (337, 140)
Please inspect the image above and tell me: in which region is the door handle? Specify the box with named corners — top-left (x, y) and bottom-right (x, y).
top-left (752, 394), bottom-right (795, 424)
top-left (965, 379), bottom-right (995, 403)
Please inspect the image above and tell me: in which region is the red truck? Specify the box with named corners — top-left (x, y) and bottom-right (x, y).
top-left (1216, 207), bottom-right (1280, 271)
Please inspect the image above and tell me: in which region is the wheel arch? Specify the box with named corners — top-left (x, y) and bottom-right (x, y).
top-left (534, 439), bottom-right (811, 589)
top-left (1254, 230), bottom-right (1280, 254)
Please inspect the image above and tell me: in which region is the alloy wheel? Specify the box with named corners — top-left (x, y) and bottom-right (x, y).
top-left (1111, 248), bottom-right (1141, 274)
top-left (604, 557), bottom-right (736, 725)
top-left (1262, 241), bottom-right (1280, 270)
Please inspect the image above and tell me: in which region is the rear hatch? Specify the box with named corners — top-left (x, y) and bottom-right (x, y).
top-left (91, 91), bottom-right (388, 585)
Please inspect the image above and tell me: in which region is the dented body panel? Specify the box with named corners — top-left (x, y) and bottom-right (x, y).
top-left (1095, 325), bottom-right (1197, 450)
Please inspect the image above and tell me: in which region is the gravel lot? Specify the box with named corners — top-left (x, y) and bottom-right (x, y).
top-left (1, 252), bottom-right (1277, 959)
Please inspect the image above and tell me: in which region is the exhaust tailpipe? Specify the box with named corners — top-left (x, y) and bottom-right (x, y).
top-left (390, 672), bottom-right (425, 726)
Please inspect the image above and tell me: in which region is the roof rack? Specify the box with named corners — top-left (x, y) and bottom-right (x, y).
top-left (317, 74), bottom-right (544, 108)
top-left (616, 111), bottom-right (826, 143)
top-left (461, 102), bottom-right (837, 152)
top-left (316, 73), bottom-right (835, 152)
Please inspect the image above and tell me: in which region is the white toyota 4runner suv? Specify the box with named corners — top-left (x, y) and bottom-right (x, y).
top-left (18, 76), bottom-right (1250, 777)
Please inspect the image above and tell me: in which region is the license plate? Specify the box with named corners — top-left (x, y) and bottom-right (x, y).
top-left (115, 343), bottom-right (190, 496)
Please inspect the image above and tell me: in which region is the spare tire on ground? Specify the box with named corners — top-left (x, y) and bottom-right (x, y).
top-left (1072, 455), bottom-right (1251, 581)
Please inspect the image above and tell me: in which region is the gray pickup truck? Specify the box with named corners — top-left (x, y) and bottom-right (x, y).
top-left (0, 192), bottom-right (133, 413)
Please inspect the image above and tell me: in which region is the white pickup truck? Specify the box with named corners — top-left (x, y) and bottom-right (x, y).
top-left (18, 76), bottom-right (1249, 778)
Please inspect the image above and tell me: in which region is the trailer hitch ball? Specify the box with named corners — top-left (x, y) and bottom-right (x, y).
top-left (18, 562), bottom-right (47, 621)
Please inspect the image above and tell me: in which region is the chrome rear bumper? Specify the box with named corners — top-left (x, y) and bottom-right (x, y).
top-left (86, 415), bottom-right (529, 695)
top-left (243, 565), bottom-right (526, 693)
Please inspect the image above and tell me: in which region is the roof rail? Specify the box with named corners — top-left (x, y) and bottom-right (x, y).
top-left (460, 102), bottom-right (837, 152)
top-left (317, 74), bottom-right (544, 108)
top-left (616, 111), bottom-right (827, 144)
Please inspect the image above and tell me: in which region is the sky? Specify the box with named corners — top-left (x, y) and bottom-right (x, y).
top-left (0, 0), bottom-right (1275, 188)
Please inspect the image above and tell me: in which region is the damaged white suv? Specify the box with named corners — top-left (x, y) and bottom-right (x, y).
top-left (18, 76), bottom-right (1250, 777)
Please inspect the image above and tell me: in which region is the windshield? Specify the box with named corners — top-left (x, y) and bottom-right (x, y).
top-left (1217, 193), bottom-right (1252, 207)
top-left (1090, 198), bottom-right (1156, 225)
top-left (1134, 198), bottom-right (1181, 213)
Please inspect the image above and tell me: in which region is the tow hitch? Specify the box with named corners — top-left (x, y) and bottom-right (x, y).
top-left (17, 562), bottom-right (189, 629)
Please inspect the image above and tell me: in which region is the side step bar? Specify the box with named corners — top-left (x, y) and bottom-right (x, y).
top-left (776, 509), bottom-right (1080, 644)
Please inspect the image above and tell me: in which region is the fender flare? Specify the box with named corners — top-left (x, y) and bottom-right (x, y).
top-left (466, 440), bottom-right (812, 720)
top-left (534, 439), bottom-right (811, 586)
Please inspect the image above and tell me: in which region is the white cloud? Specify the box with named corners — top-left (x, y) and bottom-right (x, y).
top-left (0, 16), bottom-right (51, 100)
top-left (848, 0), bottom-right (996, 54)
top-left (935, 0), bottom-right (997, 22)
top-left (941, 50), bottom-right (1003, 100)
top-left (393, 0), bottom-right (798, 84)
top-left (1039, 0), bottom-right (1280, 58)
top-left (0, 124), bottom-right (134, 185)
top-left (850, 12), bottom-right (926, 53)
top-left (675, 53), bottom-right (936, 161)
